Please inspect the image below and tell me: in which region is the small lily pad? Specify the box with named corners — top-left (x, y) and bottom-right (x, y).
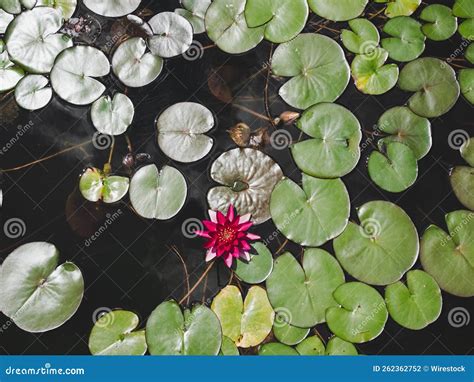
top-left (385, 270), bottom-right (442, 330)
top-left (466, 44), bottom-right (474, 64)
top-left (351, 48), bottom-right (399, 95)
top-left (381, 17), bottom-right (425, 62)
top-left (377, 106), bottom-right (432, 160)
top-left (156, 102), bottom-right (214, 163)
top-left (375, 0), bottom-right (421, 18)
top-left (368, 142), bottom-right (418, 193)
top-left (326, 336), bottom-right (358, 355)
top-left (0, 242), bottom-right (84, 333)
top-left (460, 68), bottom-right (474, 105)
top-left (91, 93), bottom-right (134, 136)
top-left (291, 103), bottom-right (362, 178)
top-left (129, 164), bottom-right (187, 220)
top-left (334, 200), bottom-right (419, 285)
top-left (211, 285), bottom-right (274, 348)
top-left (295, 335), bottom-right (325, 356)
top-left (453, 0), bottom-right (474, 40)
top-left (341, 18), bottom-right (380, 55)
top-left (146, 300), bottom-right (222, 355)
top-left (244, 0), bottom-right (309, 43)
top-left (420, 4), bottom-right (458, 41)
top-left (83, 0), bottom-right (141, 17)
top-left (205, 0), bottom-right (264, 54)
top-left (266, 249), bottom-right (345, 328)
top-left (148, 12), bottom-right (193, 58)
top-left (420, 210), bottom-right (474, 297)
top-left (450, 166), bottom-right (474, 210)
top-left (461, 137), bottom-right (474, 167)
top-left (0, 41), bottom-right (24, 92)
top-left (273, 321), bottom-right (309, 346)
top-left (175, 0), bottom-right (211, 34)
top-left (14, 74), bottom-right (52, 110)
top-left (51, 46), bottom-right (110, 105)
top-left (398, 57), bottom-right (460, 118)
top-left (235, 242), bottom-right (274, 284)
top-left (326, 282), bottom-right (388, 343)
top-left (112, 37), bottom-right (163, 88)
top-left (79, 167), bottom-right (130, 204)
top-left (219, 336), bottom-right (239, 355)
top-left (270, 175), bottom-right (350, 247)
top-left (208, 148), bottom-right (283, 224)
top-left (308, 0), bottom-right (368, 22)
top-left (259, 342), bottom-right (299, 355)
top-left (459, 19), bottom-right (474, 40)
top-left (89, 310), bottom-right (147, 355)
top-left (271, 33), bottom-right (350, 110)
top-left (36, 0), bottom-right (78, 20)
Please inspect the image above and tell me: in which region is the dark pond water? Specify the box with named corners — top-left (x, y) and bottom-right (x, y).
top-left (0, 0), bottom-right (472, 355)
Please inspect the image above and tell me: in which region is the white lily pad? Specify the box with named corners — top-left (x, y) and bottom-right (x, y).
top-left (0, 242), bottom-right (84, 333)
top-left (91, 93), bottom-right (134, 136)
top-left (14, 74), bottom-right (52, 110)
top-left (83, 0), bottom-right (141, 17)
top-left (129, 164), bottom-right (187, 220)
top-left (148, 12), bottom-right (193, 58)
top-left (0, 0), bottom-right (21, 14)
top-left (0, 43), bottom-right (24, 92)
top-left (207, 148), bottom-right (283, 224)
top-left (79, 167), bottom-right (130, 204)
top-left (0, 9), bottom-right (13, 33)
top-left (156, 102), bottom-right (214, 163)
top-left (308, 0), bottom-right (368, 22)
top-left (36, 0), bottom-right (77, 19)
top-left (175, 0), bottom-right (211, 35)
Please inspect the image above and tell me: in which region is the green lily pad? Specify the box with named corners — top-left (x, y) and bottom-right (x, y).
top-left (219, 336), bottom-right (239, 355)
top-left (271, 33), bottom-right (350, 110)
top-left (295, 335), bottom-right (325, 355)
top-left (212, 285), bottom-right (274, 348)
top-left (112, 37), bottom-right (163, 88)
top-left (89, 310), bottom-right (147, 355)
top-left (291, 103), bottom-right (362, 178)
top-left (398, 57), bottom-right (460, 118)
top-left (146, 301), bottom-right (222, 355)
top-left (148, 12), bottom-right (193, 58)
top-left (205, 0), bottom-right (264, 54)
top-left (420, 210), bottom-right (474, 297)
top-left (308, 0), bottom-right (368, 22)
top-left (235, 242), bottom-right (274, 284)
top-left (207, 148), bottom-right (283, 224)
top-left (0, 242), bottom-right (84, 333)
top-left (129, 164), bottom-right (187, 220)
top-left (175, 0), bottom-right (211, 34)
top-left (375, 0), bottom-right (421, 18)
top-left (460, 68), bottom-right (474, 105)
top-left (454, 0), bottom-right (474, 39)
top-left (266, 249), bottom-right (345, 328)
top-left (351, 48), bottom-right (399, 95)
top-left (466, 44), bottom-right (474, 64)
top-left (51, 46), bottom-right (110, 105)
top-left (381, 17), bottom-right (425, 62)
top-left (461, 137), bottom-right (474, 167)
top-left (36, 0), bottom-right (78, 20)
top-left (368, 142), bottom-right (418, 193)
top-left (420, 4), bottom-right (458, 41)
top-left (5, 7), bottom-right (72, 74)
top-left (270, 175), bottom-right (350, 247)
top-left (91, 93), bottom-right (134, 136)
top-left (334, 200), bottom-right (419, 285)
top-left (377, 106), bottom-right (432, 160)
top-left (0, 9), bottom-right (13, 33)
top-left (459, 19), bottom-right (474, 40)
top-left (79, 167), bottom-right (130, 204)
top-left (326, 336), bottom-right (358, 355)
top-left (326, 282), bottom-right (388, 343)
top-left (259, 342), bottom-right (299, 355)
top-left (450, 166), bottom-right (474, 210)
top-left (244, 0), bottom-right (308, 43)
top-left (0, 41), bottom-right (24, 92)
top-left (0, 0), bottom-right (21, 13)
top-left (83, 0), bottom-right (140, 17)
top-left (156, 102), bottom-right (214, 163)
top-left (341, 18), bottom-right (380, 55)
top-left (14, 75), bottom-right (52, 111)
top-left (385, 270), bottom-right (442, 330)
top-left (273, 321), bottom-right (309, 346)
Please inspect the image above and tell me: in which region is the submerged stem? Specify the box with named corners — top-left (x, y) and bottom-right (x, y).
top-left (179, 261), bottom-right (215, 305)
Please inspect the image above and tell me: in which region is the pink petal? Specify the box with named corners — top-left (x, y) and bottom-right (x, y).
top-left (246, 233), bottom-right (261, 240)
top-left (195, 230), bottom-right (211, 238)
top-left (208, 210), bottom-right (218, 223)
top-left (223, 253), bottom-right (233, 268)
top-left (241, 240), bottom-right (251, 251)
top-left (227, 204), bottom-right (235, 222)
top-left (238, 221), bottom-right (253, 232)
top-left (205, 249), bottom-right (217, 262)
top-left (217, 211), bottom-right (226, 225)
top-left (240, 251), bottom-right (251, 261)
top-left (238, 213), bottom-right (251, 224)
top-left (203, 220), bottom-right (217, 231)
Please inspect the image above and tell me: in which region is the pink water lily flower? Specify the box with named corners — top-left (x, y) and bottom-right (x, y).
top-left (196, 204), bottom-right (261, 268)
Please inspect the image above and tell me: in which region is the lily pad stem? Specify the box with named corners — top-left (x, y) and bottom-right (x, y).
top-left (179, 261), bottom-right (215, 305)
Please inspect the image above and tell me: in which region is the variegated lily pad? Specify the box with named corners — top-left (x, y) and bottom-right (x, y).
top-left (79, 167), bottom-right (129, 204)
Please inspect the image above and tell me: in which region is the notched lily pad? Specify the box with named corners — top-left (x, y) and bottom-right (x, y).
top-left (341, 18), bottom-right (380, 55)
top-left (420, 4), bottom-right (458, 41)
top-left (0, 40), bottom-right (24, 92)
top-left (14, 74), bottom-right (52, 110)
top-left (175, 0), bottom-right (211, 35)
top-left (36, 0), bottom-right (78, 20)
top-left (381, 16), bottom-right (425, 62)
top-left (79, 167), bottom-right (129, 204)
top-left (148, 12), bottom-right (193, 58)
top-left (91, 93), bottom-right (134, 136)
top-left (375, 0), bottom-right (421, 18)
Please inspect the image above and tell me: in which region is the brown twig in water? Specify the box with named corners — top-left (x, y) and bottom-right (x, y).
top-left (233, 104), bottom-right (272, 122)
top-left (125, 134), bottom-right (133, 153)
top-left (264, 44), bottom-right (276, 128)
top-left (179, 261), bottom-right (215, 305)
top-left (169, 245), bottom-right (191, 305)
top-left (275, 239), bottom-right (289, 256)
top-left (107, 136), bottom-right (115, 165)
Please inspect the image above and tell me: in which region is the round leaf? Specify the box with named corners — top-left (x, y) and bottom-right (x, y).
top-left (326, 336), bottom-right (358, 355)
top-left (420, 4), bottom-right (458, 41)
top-left (235, 242), bottom-right (274, 284)
top-left (270, 175), bottom-right (350, 247)
top-left (326, 282), bottom-right (388, 343)
top-left (453, 0), bottom-right (474, 18)
top-left (79, 168), bottom-right (130, 204)
top-left (14, 74), bottom-right (52, 110)
top-left (450, 166), bottom-right (474, 210)
top-left (0, 242), bottom-right (84, 333)
top-left (83, 0), bottom-right (141, 17)
top-left (0, 9), bottom-right (13, 33)
top-left (385, 270), bottom-right (442, 330)
top-left (273, 321), bottom-right (309, 346)
top-left (259, 342), bottom-right (298, 355)
top-left (36, 0), bottom-right (78, 20)
top-left (129, 164), bottom-right (187, 220)
top-left (0, 43), bottom-right (24, 92)
top-left (341, 18), bottom-right (380, 54)
top-left (148, 12), bottom-right (193, 58)
top-left (466, 44), bottom-right (474, 64)
top-left (460, 68), bottom-right (474, 105)
top-left (146, 301), bottom-right (222, 355)
top-left (291, 103), bottom-right (362, 178)
top-left (266, 249), bottom-right (345, 328)
top-left (308, 0), bottom-right (368, 22)
top-left (271, 33), bottom-right (350, 110)
top-left (295, 335), bottom-right (325, 356)
top-left (459, 19), bottom-right (474, 40)
top-left (175, 0), bottom-right (211, 34)
top-left (377, 0), bottom-right (421, 18)
top-left (461, 137), bottom-right (474, 167)
top-left (381, 17), bottom-right (425, 62)
top-left (219, 336), bottom-right (239, 355)
top-left (91, 93), bottom-right (134, 136)
top-left (88, 310), bottom-right (147, 355)
top-left (207, 148), bottom-right (283, 224)
top-left (156, 102), bottom-right (214, 163)
top-left (334, 200), bottom-right (419, 285)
